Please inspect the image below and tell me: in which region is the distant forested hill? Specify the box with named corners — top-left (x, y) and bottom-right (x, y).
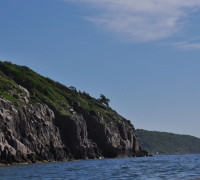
top-left (137, 129), bottom-right (200, 155)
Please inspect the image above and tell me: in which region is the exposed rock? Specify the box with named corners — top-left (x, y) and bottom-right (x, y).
top-left (73, 105), bottom-right (148, 158)
top-left (0, 98), bottom-right (66, 164)
top-left (0, 91), bottom-right (148, 165)
top-left (0, 61), bottom-right (148, 164)
top-left (18, 85), bottom-right (30, 97)
top-left (0, 96), bottom-right (147, 164)
top-left (55, 113), bottom-right (101, 159)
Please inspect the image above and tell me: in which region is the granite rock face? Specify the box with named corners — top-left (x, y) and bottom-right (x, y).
top-left (73, 104), bottom-right (147, 158)
top-left (0, 90), bottom-right (147, 164)
top-left (0, 98), bottom-right (66, 164)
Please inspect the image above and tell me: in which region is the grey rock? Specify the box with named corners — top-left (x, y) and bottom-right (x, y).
top-left (0, 98), bottom-right (66, 164)
top-left (0, 96), bottom-right (147, 164)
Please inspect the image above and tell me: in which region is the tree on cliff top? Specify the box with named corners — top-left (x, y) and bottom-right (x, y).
top-left (98, 94), bottom-right (110, 107)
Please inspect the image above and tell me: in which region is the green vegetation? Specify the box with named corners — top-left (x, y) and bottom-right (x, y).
top-left (137, 129), bottom-right (200, 155)
top-left (0, 61), bottom-right (114, 120)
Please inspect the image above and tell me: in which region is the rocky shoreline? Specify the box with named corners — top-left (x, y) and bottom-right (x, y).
top-left (0, 96), bottom-right (148, 165)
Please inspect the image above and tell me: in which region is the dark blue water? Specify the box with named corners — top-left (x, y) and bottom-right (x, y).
top-left (0, 154), bottom-right (200, 179)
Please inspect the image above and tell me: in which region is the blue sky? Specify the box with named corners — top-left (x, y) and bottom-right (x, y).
top-left (1, 0), bottom-right (200, 137)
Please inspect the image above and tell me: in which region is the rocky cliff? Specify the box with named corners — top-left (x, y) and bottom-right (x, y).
top-left (0, 61), bottom-right (148, 164)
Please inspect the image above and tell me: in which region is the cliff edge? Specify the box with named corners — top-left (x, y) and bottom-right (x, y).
top-left (0, 61), bottom-right (147, 164)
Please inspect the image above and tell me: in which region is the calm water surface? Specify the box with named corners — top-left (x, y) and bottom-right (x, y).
top-left (0, 154), bottom-right (200, 179)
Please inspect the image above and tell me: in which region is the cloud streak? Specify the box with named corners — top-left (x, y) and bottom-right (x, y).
top-left (63, 0), bottom-right (200, 42)
top-left (171, 41), bottom-right (200, 50)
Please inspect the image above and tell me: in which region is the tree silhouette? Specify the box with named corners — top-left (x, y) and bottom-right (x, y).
top-left (98, 94), bottom-right (110, 107)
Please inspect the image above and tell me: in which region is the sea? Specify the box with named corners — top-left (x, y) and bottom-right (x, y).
top-left (0, 154), bottom-right (200, 180)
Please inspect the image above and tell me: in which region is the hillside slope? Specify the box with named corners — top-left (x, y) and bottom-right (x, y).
top-left (137, 129), bottom-right (200, 155)
top-left (0, 61), bottom-right (147, 164)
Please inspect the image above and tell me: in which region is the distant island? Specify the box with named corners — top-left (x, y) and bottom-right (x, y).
top-left (0, 61), bottom-right (147, 164)
top-left (137, 129), bottom-right (200, 155)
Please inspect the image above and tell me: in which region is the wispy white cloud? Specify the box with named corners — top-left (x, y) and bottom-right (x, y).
top-left (171, 41), bottom-right (200, 50)
top-left (63, 0), bottom-right (200, 42)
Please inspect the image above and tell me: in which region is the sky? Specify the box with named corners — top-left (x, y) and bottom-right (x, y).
top-left (1, 0), bottom-right (200, 137)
